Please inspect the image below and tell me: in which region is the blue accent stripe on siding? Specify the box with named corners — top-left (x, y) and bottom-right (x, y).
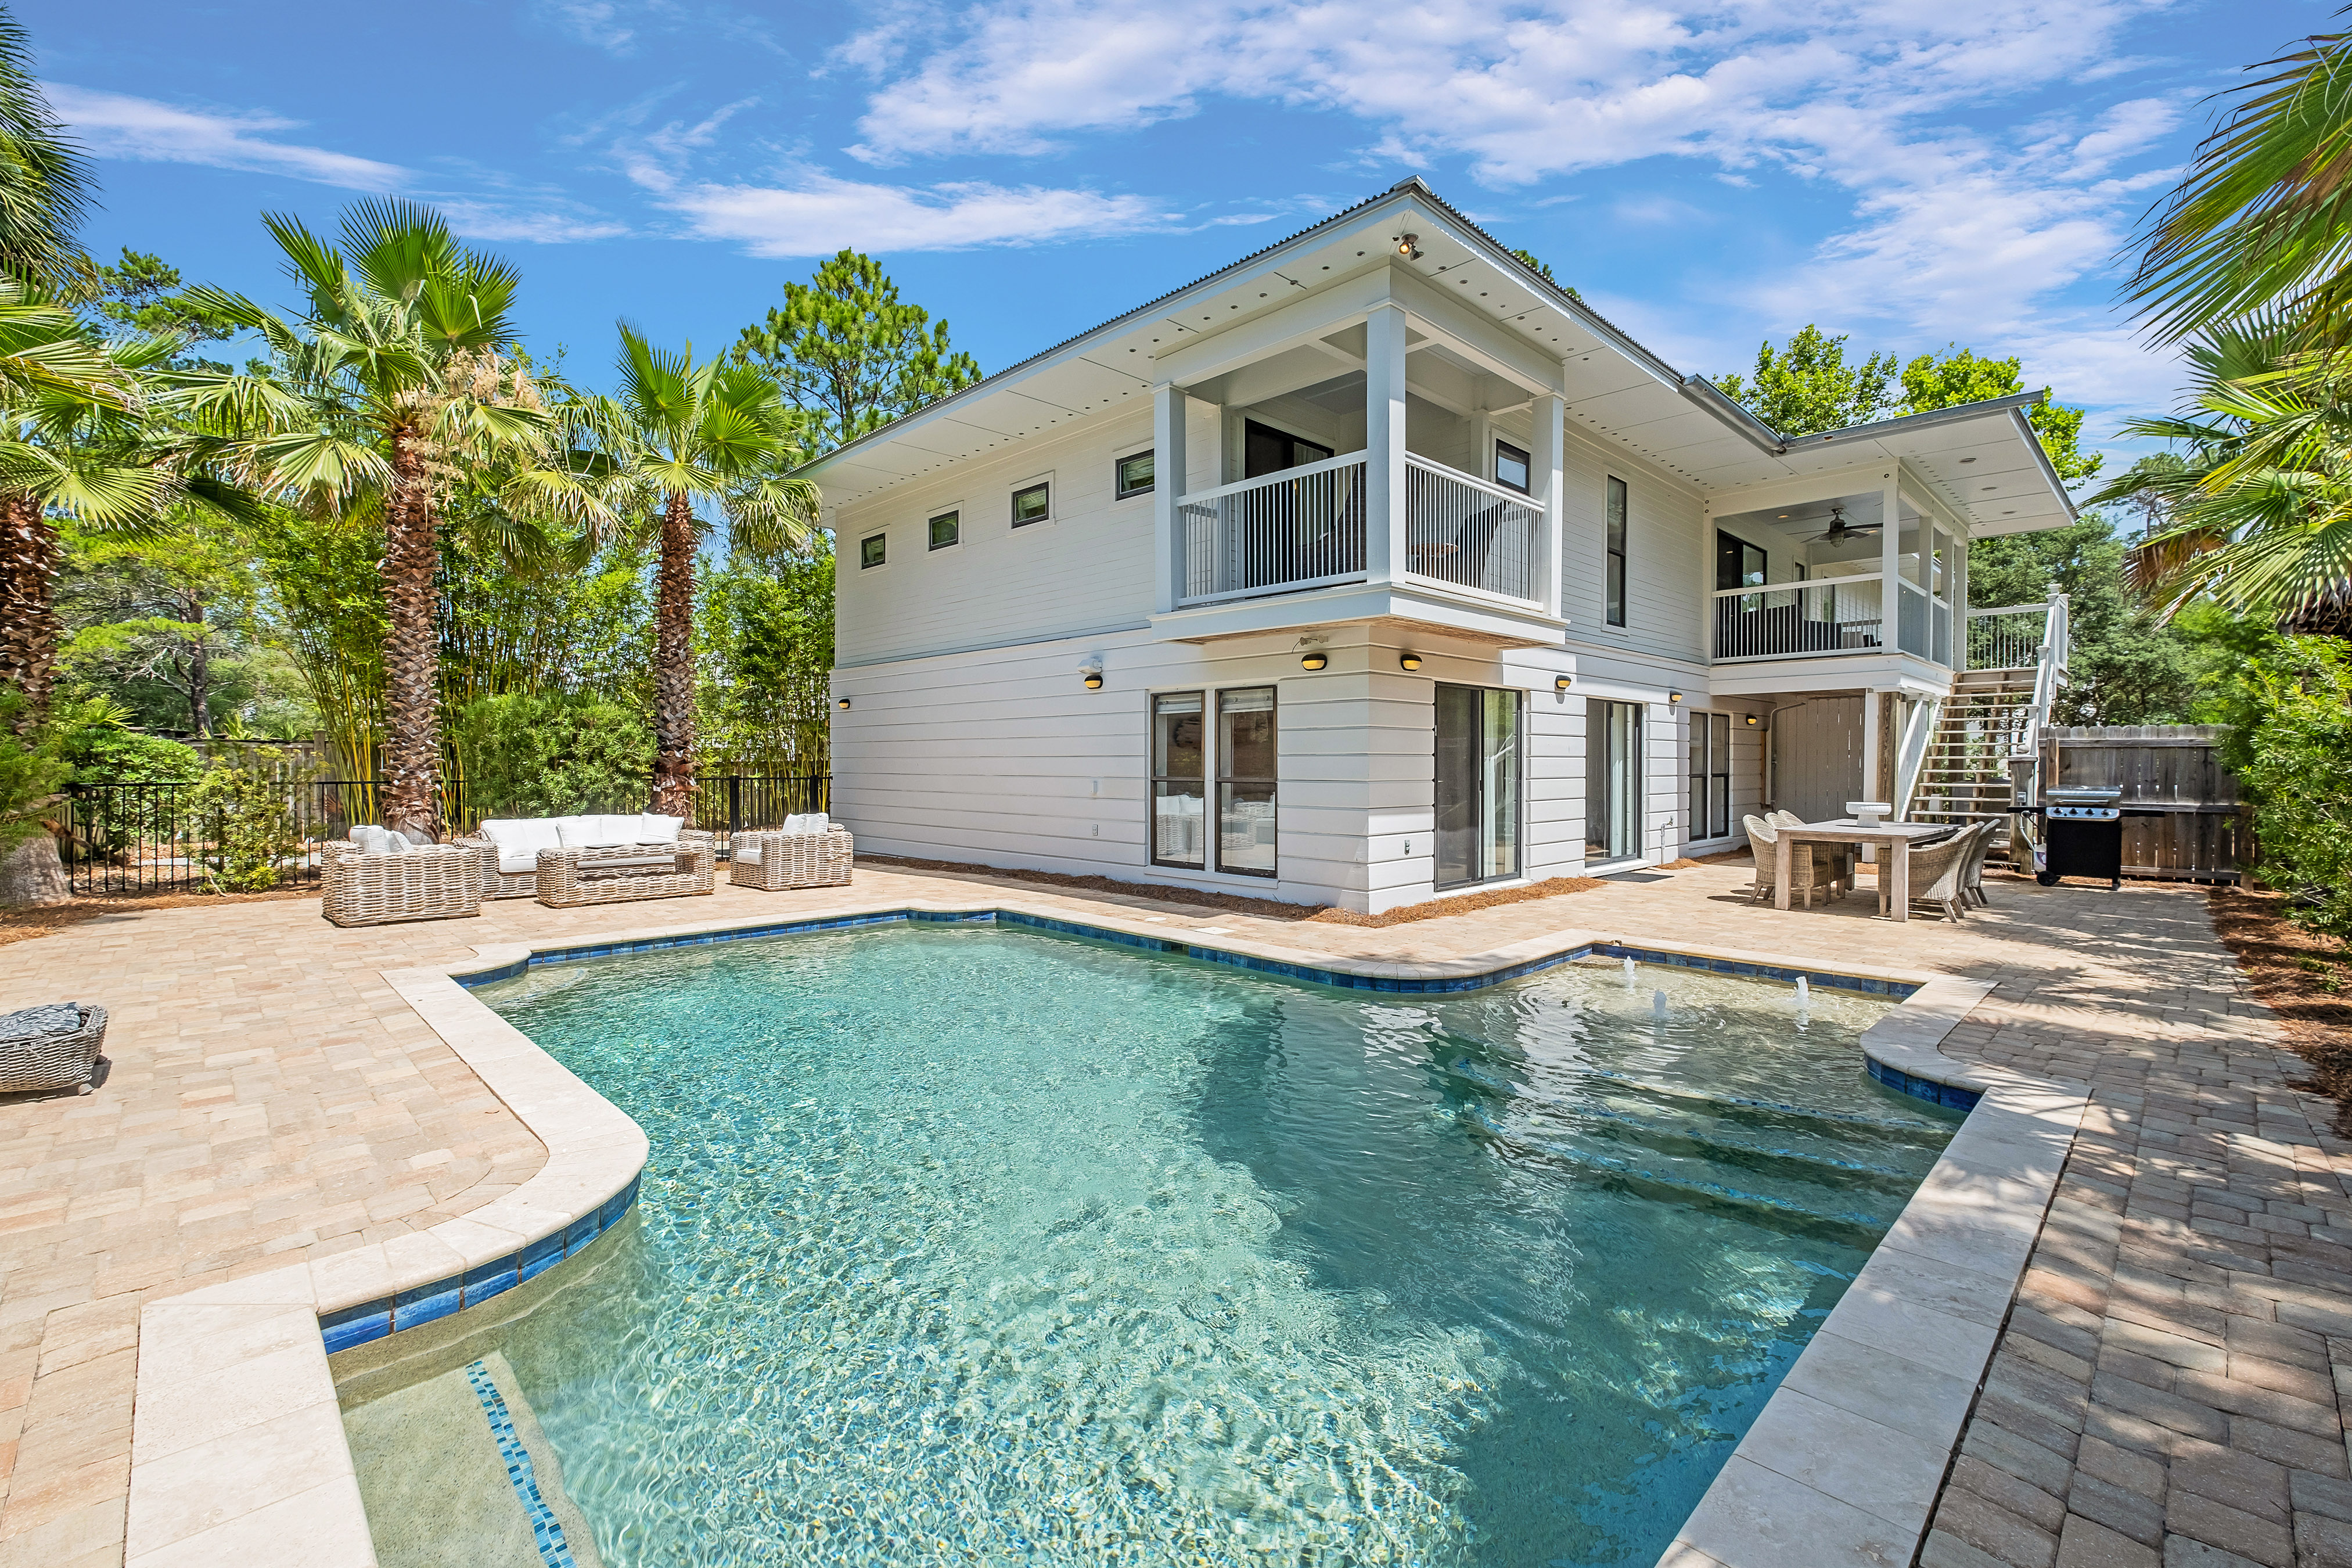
top-left (465, 1359), bottom-right (577, 1568)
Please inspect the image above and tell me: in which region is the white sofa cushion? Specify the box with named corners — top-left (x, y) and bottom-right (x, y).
top-left (596, 814), bottom-right (643, 845)
top-left (480, 818), bottom-right (564, 875)
top-left (735, 839), bottom-right (762, 864)
top-left (635, 814), bottom-right (682, 844)
top-left (555, 816), bottom-right (630, 848)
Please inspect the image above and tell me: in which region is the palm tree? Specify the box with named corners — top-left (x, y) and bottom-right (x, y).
top-left (577, 326), bottom-right (815, 817)
top-left (2130, 20), bottom-right (2352, 350)
top-left (178, 201), bottom-right (603, 838)
top-left (2090, 318), bottom-right (2352, 631)
top-left (0, 6), bottom-right (92, 295)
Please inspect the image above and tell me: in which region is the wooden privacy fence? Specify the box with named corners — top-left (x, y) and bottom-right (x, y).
top-left (2044, 724), bottom-right (2247, 883)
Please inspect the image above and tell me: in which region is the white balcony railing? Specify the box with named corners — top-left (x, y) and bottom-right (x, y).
top-left (1402, 456), bottom-right (1541, 602)
top-left (1710, 574), bottom-right (1886, 660)
top-left (1176, 452), bottom-right (1366, 606)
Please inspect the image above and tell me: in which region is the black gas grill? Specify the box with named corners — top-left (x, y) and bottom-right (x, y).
top-left (2023, 787), bottom-right (2124, 889)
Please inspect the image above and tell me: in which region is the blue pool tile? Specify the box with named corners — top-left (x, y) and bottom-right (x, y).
top-left (320, 1297), bottom-right (393, 1354)
top-left (565, 1213), bottom-right (600, 1256)
top-left (519, 1231), bottom-right (566, 1282)
top-left (463, 1253), bottom-right (519, 1307)
top-left (599, 1188), bottom-right (629, 1229)
top-left (394, 1274), bottom-right (464, 1330)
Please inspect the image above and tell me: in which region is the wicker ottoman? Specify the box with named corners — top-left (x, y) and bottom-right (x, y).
top-left (730, 827), bottom-right (853, 890)
top-left (0, 1004), bottom-right (107, 1094)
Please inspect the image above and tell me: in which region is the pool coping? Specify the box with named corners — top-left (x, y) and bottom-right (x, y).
top-left (120, 892), bottom-right (2087, 1568)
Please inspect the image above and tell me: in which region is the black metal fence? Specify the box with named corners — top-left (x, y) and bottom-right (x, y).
top-left (61, 774), bottom-right (832, 896)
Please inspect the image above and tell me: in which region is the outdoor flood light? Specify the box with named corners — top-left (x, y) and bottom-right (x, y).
top-left (1397, 233), bottom-right (1422, 259)
top-left (1399, 653), bottom-right (1422, 671)
top-left (1300, 652), bottom-right (1329, 671)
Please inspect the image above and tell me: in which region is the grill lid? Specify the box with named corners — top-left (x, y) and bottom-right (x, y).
top-left (2044, 787), bottom-right (2123, 806)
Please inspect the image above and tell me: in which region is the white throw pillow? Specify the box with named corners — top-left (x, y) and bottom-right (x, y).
top-left (804, 812), bottom-right (829, 833)
top-left (553, 818), bottom-right (606, 848)
top-left (635, 813), bottom-right (682, 844)
top-left (594, 814), bottom-right (643, 846)
top-left (382, 830), bottom-right (413, 853)
top-left (349, 825), bottom-right (391, 854)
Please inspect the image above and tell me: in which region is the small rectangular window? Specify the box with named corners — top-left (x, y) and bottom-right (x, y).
top-left (927, 510), bottom-right (959, 551)
top-left (1116, 451), bottom-right (1155, 499)
top-left (1012, 481), bottom-right (1051, 527)
top-left (1494, 440), bottom-right (1531, 494)
top-left (859, 533), bottom-right (886, 569)
top-left (1605, 476), bottom-right (1628, 627)
top-left (1150, 692), bottom-right (1205, 871)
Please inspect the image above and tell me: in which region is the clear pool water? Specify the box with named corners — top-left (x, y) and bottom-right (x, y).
top-left (411, 923), bottom-right (1959, 1567)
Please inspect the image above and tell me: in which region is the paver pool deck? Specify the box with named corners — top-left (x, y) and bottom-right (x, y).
top-left (0, 859), bottom-right (2336, 1568)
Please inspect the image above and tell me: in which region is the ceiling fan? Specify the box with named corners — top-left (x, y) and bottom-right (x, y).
top-left (1803, 505), bottom-right (1882, 546)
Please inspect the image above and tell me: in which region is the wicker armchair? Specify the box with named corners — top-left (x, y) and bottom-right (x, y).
top-left (0, 1004), bottom-right (107, 1094)
top-left (1897, 832), bottom-right (1973, 922)
top-left (1958, 819), bottom-right (2002, 907)
top-left (1743, 815), bottom-right (1847, 907)
top-left (535, 832), bottom-right (715, 908)
top-left (321, 840), bottom-right (492, 927)
top-left (729, 826), bottom-right (854, 891)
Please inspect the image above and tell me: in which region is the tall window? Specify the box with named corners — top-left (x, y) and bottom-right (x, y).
top-left (1585, 699), bottom-right (1642, 860)
top-left (1606, 476), bottom-right (1628, 627)
top-left (1150, 693), bottom-right (1205, 870)
top-left (1217, 687), bottom-right (1278, 877)
top-left (1494, 439), bottom-right (1531, 494)
top-left (1435, 684), bottom-right (1522, 887)
top-left (1687, 711), bottom-right (1732, 842)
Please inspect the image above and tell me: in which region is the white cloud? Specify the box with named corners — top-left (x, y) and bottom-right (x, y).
top-left (44, 84), bottom-right (408, 190)
top-left (651, 170), bottom-right (1170, 255)
top-left (436, 199), bottom-right (631, 244)
top-left (540, 0), bottom-right (641, 55)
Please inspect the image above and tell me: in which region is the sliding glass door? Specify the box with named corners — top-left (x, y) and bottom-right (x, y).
top-left (1434, 684), bottom-right (1522, 887)
top-left (1585, 699), bottom-right (1644, 861)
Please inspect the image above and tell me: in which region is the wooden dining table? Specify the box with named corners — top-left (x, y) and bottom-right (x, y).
top-left (1773, 819), bottom-right (1957, 922)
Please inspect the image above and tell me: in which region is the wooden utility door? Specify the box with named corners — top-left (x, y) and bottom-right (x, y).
top-left (1768, 697), bottom-right (1864, 822)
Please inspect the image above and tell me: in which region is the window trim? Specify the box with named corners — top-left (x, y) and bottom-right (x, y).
top-left (1494, 438), bottom-right (1532, 495)
top-left (1605, 475), bottom-right (1628, 628)
top-left (926, 508), bottom-right (961, 552)
top-left (858, 531), bottom-right (887, 570)
top-left (1433, 681), bottom-right (1524, 891)
top-left (1010, 477), bottom-right (1052, 528)
top-left (1114, 448), bottom-right (1155, 501)
top-left (1149, 689), bottom-right (1207, 872)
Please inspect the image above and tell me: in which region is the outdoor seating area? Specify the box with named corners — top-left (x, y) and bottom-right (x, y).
top-left (1743, 810), bottom-right (2005, 922)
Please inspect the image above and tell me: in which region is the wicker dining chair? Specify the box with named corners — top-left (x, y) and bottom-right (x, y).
top-left (1898, 832), bottom-right (1974, 922)
top-left (1742, 815), bottom-right (1846, 908)
top-left (729, 826), bottom-right (854, 891)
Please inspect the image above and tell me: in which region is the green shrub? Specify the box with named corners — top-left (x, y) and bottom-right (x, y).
top-left (0, 695), bottom-right (68, 853)
top-left (2219, 636), bottom-right (2352, 948)
top-left (189, 754), bottom-right (303, 892)
top-left (455, 693), bottom-right (653, 820)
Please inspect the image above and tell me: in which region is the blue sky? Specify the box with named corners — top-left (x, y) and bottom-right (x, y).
top-left (21, 0), bottom-right (2320, 476)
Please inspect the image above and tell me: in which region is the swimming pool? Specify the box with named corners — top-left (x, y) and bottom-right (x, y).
top-left (342, 922), bottom-right (1960, 1567)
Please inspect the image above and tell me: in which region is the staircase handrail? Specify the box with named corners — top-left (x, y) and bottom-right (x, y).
top-left (2012, 593), bottom-right (2069, 805)
top-left (1894, 695), bottom-right (1943, 819)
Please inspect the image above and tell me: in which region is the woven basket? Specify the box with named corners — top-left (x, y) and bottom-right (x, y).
top-left (321, 841), bottom-right (492, 927)
top-left (729, 827), bottom-right (854, 891)
top-left (0, 1005), bottom-right (107, 1094)
top-left (537, 833), bottom-right (715, 908)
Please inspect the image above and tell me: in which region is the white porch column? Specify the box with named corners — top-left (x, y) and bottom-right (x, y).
top-left (1533, 391), bottom-right (1565, 621)
top-left (1880, 473), bottom-right (1901, 654)
top-left (1365, 301), bottom-right (1409, 586)
top-left (1152, 382), bottom-right (1188, 614)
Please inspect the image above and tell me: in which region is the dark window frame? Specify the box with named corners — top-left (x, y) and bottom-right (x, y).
top-left (1687, 710), bottom-right (1734, 842)
top-left (858, 532), bottom-right (886, 570)
top-left (1215, 685), bottom-right (1279, 879)
top-left (1149, 691), bottom-right (1207, 872)
top-left (927, 509), bottom-right (961, 551)
top-left (1494, 439), bottom-right (1531, 494)
top-left (1011, 480), bottom-right (1051, 527)
top-left (1114, 449), bottom-right (1155, 499)
top-left (1605, 476), bottom-right (1628, 627)
top-left (1242, 418), bottom-right (1333, 480)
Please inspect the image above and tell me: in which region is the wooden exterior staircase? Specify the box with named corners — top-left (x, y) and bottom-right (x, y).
top-left (1904, 594), bottom-right (2070, 858)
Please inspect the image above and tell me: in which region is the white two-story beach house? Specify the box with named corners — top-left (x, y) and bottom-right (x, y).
top-left (802, 178), bottom-right (2077, 914)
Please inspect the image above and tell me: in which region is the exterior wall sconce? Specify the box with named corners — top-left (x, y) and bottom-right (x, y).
top-left (1080, 654), bottom-right (1105, 690)
top-left (1554, 675), bottom-right (1573, 692)
top-left (1399, 653), bottom-right (1422, 671)
top-left (1083, 673), bottom-right (1103, 690)
top-left (1300, 652), bottom-right (1329, 671)
top-left (1396, 233), bottom-right (1422, 260)
top-left (836, 696), bottom-right (851, 710)
top-left (1744, 713), bottom-right (1759, 726)
top-left (1668, 691), bottom-right (1684, 704)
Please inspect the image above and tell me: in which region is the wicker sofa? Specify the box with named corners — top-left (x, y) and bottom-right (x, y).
top-left (730, 823), bottom-right (854, 891)
top-left (462, 815), bottom-right (715, 908)
top-left (322, 839), bottom-right (493, 927)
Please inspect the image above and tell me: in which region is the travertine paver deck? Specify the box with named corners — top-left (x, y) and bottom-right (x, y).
top-left (0, 860), bottom-right (2332, 1567)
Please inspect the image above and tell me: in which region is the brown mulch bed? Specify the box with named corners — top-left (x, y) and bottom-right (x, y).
top-left (0, 887), bottom-right (314, 948)
top-left (2207, 884), bottom-right (2352, 1120)
top-left (857, 854), bottom-right (1616, 928)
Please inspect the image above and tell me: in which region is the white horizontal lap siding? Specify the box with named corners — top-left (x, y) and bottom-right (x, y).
top-left (1523, 688), bottom-right (1585, 879)
top-left (829, 632), bottom-right (1369, 907)
top-left (1647, 700), bottom-right (1685, 862)
top-left (1559, 431), bottom-right (1706, 665)
top-left (833, 415), bottom-right (1157, 667)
